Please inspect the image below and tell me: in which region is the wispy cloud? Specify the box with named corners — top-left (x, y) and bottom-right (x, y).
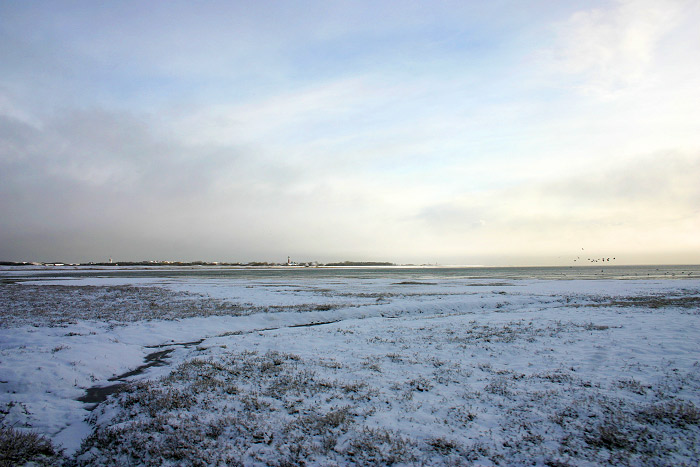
top-left (544, 0), bottom-right (691, 98)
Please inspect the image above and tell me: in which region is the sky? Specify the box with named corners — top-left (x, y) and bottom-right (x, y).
top-left (1, 0), bottom-right (699, 266)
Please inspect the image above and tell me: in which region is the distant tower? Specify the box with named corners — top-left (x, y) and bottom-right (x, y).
top-left (109, 258), bottom-right (113, 264)
top-left (287, 256), bottom-right (291, 266)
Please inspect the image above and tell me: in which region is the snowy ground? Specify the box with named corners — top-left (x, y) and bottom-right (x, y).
top-left (1, 269), bottom-right (699, 465)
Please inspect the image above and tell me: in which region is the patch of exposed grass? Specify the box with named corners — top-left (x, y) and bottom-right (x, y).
top-left (448, 320), bottom-right (584, 347)
top-left (616, 378), bottom-right (650, 395)
top-left (639, 400), bottom-right (700, 427)
top-left (340, 427), bottom-right (415, 465)
top-left (0, 425), bottom-right (63, 467)
top-left (588, 294), bottom-right (700, 310)
top-left (0, 284), bottom-right (351, 328)
top-left (76, 351), bottom-right (394, 466)
top-left (428, 436), bottom-right (460, 454)
top-left (551, 396), bottom-right (700, 465)
top-left (0, 284), bottom-right (259, 327)
top-left (484, 377), bottom-right (513, 397)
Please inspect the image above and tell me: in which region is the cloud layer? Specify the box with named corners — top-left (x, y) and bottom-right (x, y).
top-left (1, 0), bottom-right (699, 264)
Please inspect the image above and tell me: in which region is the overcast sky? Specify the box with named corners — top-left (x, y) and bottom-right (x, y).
top-left (1, 0), bottom-right (699, 265)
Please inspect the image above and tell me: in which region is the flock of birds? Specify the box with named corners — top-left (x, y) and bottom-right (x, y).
top-left (573, 248), bottom-right (615, 264)
top-left (574, 257), bottom-right (616, 263)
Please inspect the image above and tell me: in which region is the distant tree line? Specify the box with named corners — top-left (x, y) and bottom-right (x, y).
top-left (323, 261), bottom-right (395, 266)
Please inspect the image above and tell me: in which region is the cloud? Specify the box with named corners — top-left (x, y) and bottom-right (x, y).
top-left (408, 150), bottom-right (700, 261)
top-left (2, 1), bottom-right (699, 264)
top-left (0, 108), bottom-right (249, 257)
top-left (541, 151), bottom-right (700, 208)
top-left (0, 103), bottom-right (416, 262)
top-left (545, 0), bottom-right (689, 98)
top-left (0, 108), bottom-right (240, 194)
top-left (3, 100), bottom-right (698, 264)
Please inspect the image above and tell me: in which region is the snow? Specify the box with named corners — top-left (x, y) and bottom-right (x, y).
top-left (1, 267), bottom-right (699, 465)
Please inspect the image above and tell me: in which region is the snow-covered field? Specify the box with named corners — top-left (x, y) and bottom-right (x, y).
top-left (1, 268), bottom-right (699, 465)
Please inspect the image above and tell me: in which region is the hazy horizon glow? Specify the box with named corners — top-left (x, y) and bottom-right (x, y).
top-left (2, 0), bottom-right (699, 266)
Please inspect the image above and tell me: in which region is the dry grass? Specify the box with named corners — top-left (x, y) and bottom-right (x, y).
top-left (0, 425), bottom-right (62, 467)
top-left (76, 351), bottom-right (398, 466)
top-left (0, 284), bottom-right (345, 327)
top-left (588, 294), bottom-right (700, 311)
